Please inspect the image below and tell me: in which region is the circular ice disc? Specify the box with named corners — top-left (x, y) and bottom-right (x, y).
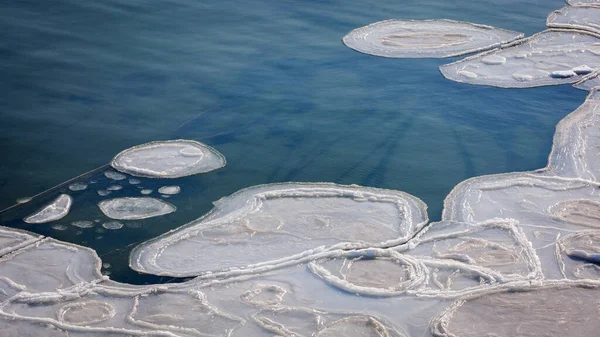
top-left (98, 197), bottom-right (176, 220)
top-left (342, 19), bottom-right (523, 58)
top-left (110, 140), bottom-right (226, 178)
top-left (158, 185), bottom-right (181, 195)
top-left (102, 221), bottom-right (124, 230)
top-left (440, 29), bottom-right (600, 88)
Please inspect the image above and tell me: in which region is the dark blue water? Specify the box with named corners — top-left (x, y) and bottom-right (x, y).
top-left (0, 0), bottom-right (586, 283)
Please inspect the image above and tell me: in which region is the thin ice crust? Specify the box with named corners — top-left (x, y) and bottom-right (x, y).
top-left (0, 237), bottom-right (102, 292)
top-left (130, 182), bottom-right (428, 277)
top-left (23, 194), bottom-right (73, 224)
top-left (547, 6), bottom-right (600, 35)
top-left (110, 139), bottom-right (226, 178)
top-left (440, 29), bottom-right (600, 88)
top-left (342, 19), bottom-right (523, 58)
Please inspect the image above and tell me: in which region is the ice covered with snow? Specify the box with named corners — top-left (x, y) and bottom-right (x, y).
top-left (0, 237), bottom-right (101, 292)
top-left (0, 227), bottom-right (42, 257)
top-left (110, 140), bottom-right (226, 178)
top-left (430, 283), bottom-right (600, 337)
top-left (98, 197), bottom-right (176, 220)
top-left (547, 6), bottom-right (600, 35)
top-left (541, 89), bottom-right (600, 182)
top-left (568, 0), bottom-right (600, 8)
top-left (440, 29), bottom-right (600, 88)
top-left (343, 19), bottom-right (523, 58)
top-left (130, 183), bottom-right (428, 277)
top-left (574, 69), bottom-right (600, 90)
top-left (0, 224), bottom-right (596, 337)
top-left (23, 194), bottom-right (73, 224)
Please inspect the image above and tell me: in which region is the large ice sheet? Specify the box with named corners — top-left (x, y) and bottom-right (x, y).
top-left (0, 319), bottom-right (67, 337)
top-left (407, 220), bottom-right (541, 280)
top-left (431, 282), bottom-right (600, 337)
top-left (547, 6), bottom-right (600, 35)
top-left (23, 194), bottom-right (73, 224)
top-left (4, 287), bottom-right (157, 336)
top-left (568, 0), bottom-right (600, 8)
top-left (4, 246), bottom-right (596, 337)
top-left (429, 89), bottom-right (600, 280)
top-left (307, 220), bottom-right (542, 300)
top-left (343, 19), bottom-right (523, 58)
top-left (130, 183), bottom-right (428, 277)
top-left (0, 254), bottom-right (456, 337)
top-left (0, 226), bottom-right (42, 257)
top-left (556, 230), bottom-right (600, 279)
top-left (110, 140), bottom-right (225, 178)
top-left (128, 291), bottom-right (244, 335)
top-left (98, 197), bottom-right (176, 220)
top-left (441, 172), bottom-right (600, 279)
top-left (545, 88), bottom-right (600, 181)
top-left (0, 237), bottom-right (102, 292)
top-left (440, 29), bottom-right (600, 88)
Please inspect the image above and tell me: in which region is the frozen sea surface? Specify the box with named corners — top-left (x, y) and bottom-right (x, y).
top-left (1, 1), bottom-right (598, 336)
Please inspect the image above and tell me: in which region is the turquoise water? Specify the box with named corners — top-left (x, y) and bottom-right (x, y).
top-left (0, 0), bottom-right (586, 283)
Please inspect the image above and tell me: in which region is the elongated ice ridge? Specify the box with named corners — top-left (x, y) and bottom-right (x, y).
top-left (0, 226), bottom-right (596, 337)
top-left (343, 19), bottom-right (523, 58)
top-left (0, 235), bottom-right (102, 293)
top-left (23, 194), bottom-right (73, 224)
top-left (440, 29), bottom-right (600, 88)
top-left (547, 6), bottom-right (600, 35)
top-left (430, 282), bottom-right (600, 337)
top-left (110, 139), bottom-right (225, 178)
top-left (129, 182), bottom-right (428, 277)
top-left (544, 88), bottom-right (600, 181)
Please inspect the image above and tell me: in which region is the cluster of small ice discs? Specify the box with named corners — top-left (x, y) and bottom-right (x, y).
top-left (1, 1), bottom-right (600, 336)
